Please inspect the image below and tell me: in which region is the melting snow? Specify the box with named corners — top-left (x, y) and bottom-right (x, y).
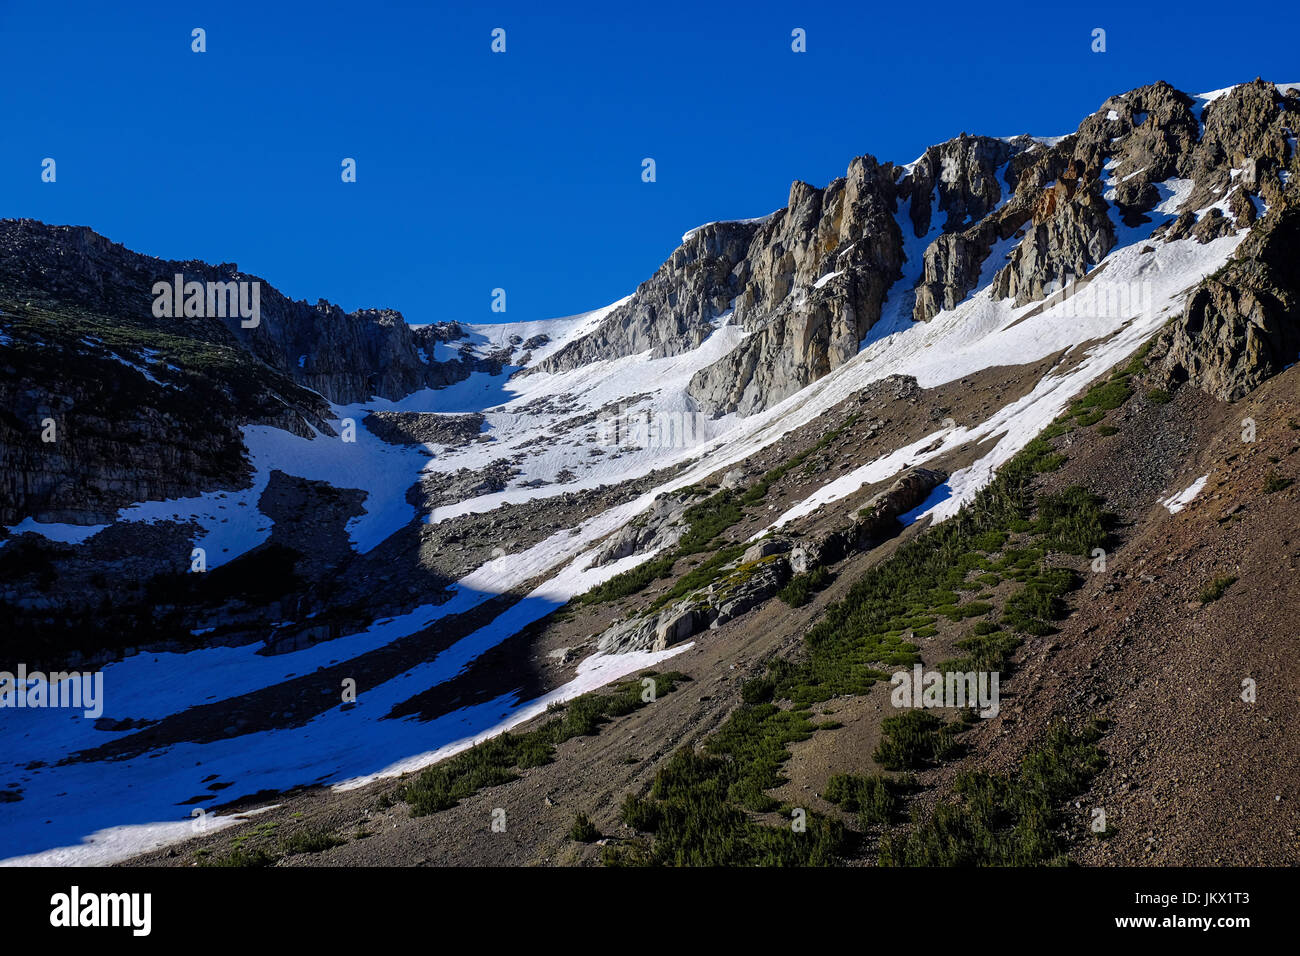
top-left (1161, 474), bottom-right (1209, 514)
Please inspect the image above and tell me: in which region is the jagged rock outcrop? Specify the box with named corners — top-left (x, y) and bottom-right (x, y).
top-left (526, 81), bottom-right (1299, 418)
top-left (595, 552), bottom-right (790, 654)
top-left (589, 492), bottom-right (690, 567)
top-left (687, 158), bottom-right (906, 415)
top-left (1188, 80), bottom-right (1298, 210)
top-left (1153, 198), bottom-right (1300, 401)
top-left (540, 155), bottom-right (909, 417)
top-left (790, 466), bottom-right (948, 570)
top-left (535, 220), bottom-right (760, 371)
top-left (900, 135), bottom-right (1025, 236)
top-left (991, 158), bottom-right (1116, 305)
top-left (595, 466), bottom-right (946, 655)
top-left (910, 135), bottom-right (1099, 321)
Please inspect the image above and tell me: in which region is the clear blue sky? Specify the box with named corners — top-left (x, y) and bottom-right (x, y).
top-left (3, 0), bottom-right (1295, 325)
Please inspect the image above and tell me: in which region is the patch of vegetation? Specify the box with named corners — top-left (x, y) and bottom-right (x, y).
top-left (677, 490), bottom-right (744, 554)
top-left (939, 600), bottom-right (994, 621)
top-left (778, 565), bottom-right (833, 607)
top-left (575, 552), bottom-right (678, 605)
top-left (1263, 472), bottom-right (1294, 493)
top-left (1198, 575), bottom-right (1237, 605)
top-left (569, 812), bottom-right (599, 843)
top-left (823, 773), bottom-right (909, 828)
top-left (1075, 410), bottom-right (1105, 427)
top-left (201, 846), bottom-right (280, 868)
top-left (1032, 487), bottom-right (1112, 555)
top-left (575, 490), bottom-right (749, 608)
top-left (398, 672), bottom-right (685, 815)
top-left (1040, 420), bottom-right (1073, 440)
top-left (1146, 388), bottom-right (1172, 404)
top-left (1071, 379), bottom-right (1132, 418)
top-left (873, 711), bottom-right (961, 770)
top-left (280, 827), bottom-right (345, 856)
top-left (1121, 340), bottom-right (1154, 377)
top-left (601, 374), bottom-right (1119, 866)
top-left (642, 545), bottom-right (747, 616)
top-left (879, 721), bottom-right (1107, 866)
top-left (941, 624), bottom-right (1021, 674)
top-left (1097, 425), bottom-right (1119, 437)
top-left (608, 736), bottom-right (846, 866)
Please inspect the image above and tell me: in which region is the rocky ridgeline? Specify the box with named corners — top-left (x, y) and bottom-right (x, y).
top-left (533, 80), bottom-right (1300, 418)
top-left (0, 218), bottom-right (492, 405)
top-left (0, 218), bottom-right (515, 526)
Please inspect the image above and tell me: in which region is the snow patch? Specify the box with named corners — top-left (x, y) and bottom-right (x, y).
top-left (1161, 474), bottom-right (1209, 514)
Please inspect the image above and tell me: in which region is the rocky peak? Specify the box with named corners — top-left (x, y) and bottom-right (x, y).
top-left (898, 134), bottom-right (1023, 237)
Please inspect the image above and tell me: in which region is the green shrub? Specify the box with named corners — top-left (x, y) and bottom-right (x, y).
top-left (569, 812), bottom-right (599, 843)
top-left (1198, 575), bottom-right (1237, 604)
top-left (879, 721), bottom-right (1107, 866)
top-left (823, 773), bottom-right (905, 828)
top-left (778, 565), bottom-right (832, 607)
top-left (203, 847), bottom-right (280, 868)
top-left (1073, 379), bottom-right (1132, 413)
top-left (399, 672), bottom-right (685, 815)
top-left (280, 827), bottom-right (344, 856)
top-left (1075, 410), bottom-right (1105, 427)
top-left (1263, 472), bottom-right (1294, 493)
top-left (873, 711), bottom-right (960, 770)
top-left (619, 792), bottom-right (661, 832)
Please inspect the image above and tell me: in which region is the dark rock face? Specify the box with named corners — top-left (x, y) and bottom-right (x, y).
top-left (0, 351), bottom-right (253, 525)
top-left (363, 411), bottom-right (485, 447)
top-left (1154, 201), bottom-right (1300, 401)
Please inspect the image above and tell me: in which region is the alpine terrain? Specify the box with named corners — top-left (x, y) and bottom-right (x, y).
top-left (2, 78), bottom-right (1298, 868)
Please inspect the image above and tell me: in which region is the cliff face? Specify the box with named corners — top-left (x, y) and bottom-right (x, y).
top-left (1154, 202), bottom-right (1300, 401)
top-left (686, 156), bottom-right (906, 416)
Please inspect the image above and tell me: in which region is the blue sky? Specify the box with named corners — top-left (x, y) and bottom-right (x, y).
top-left (2, 0), bottom-right (1296, 325)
